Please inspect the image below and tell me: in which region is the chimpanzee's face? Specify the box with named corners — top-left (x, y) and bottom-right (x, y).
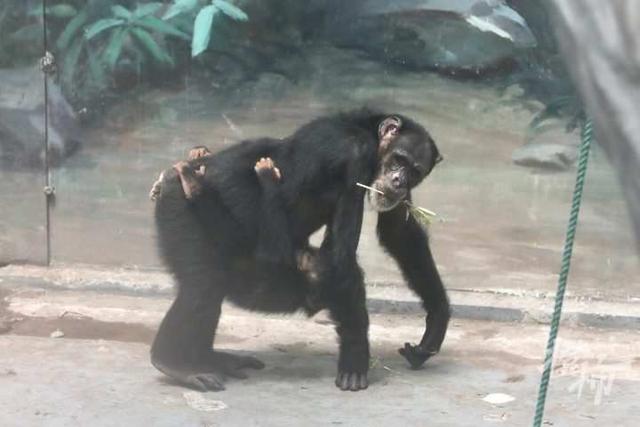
top-left (368, 116), bottom-right (442, 212)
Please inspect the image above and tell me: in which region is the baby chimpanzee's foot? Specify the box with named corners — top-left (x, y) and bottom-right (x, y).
top-left (188, 146), bottom-right (212, 160)
top-left (188, 146), bottom-right (211, 177)
top-left (254, 157), bottom-right (282, 184)
top-left (173, 160), bottom-right (203, 200)
top-left (188, 146), bottom-right (212, 177)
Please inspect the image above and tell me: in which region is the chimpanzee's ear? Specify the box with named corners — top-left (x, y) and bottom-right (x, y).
top-left (378, 116), bottom-right (402, 139)
top-left (378, 116), bottom-right (402, 153)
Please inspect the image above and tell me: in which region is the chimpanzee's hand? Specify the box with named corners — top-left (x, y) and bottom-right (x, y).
top-left (399, 342), bottom-right (438, 369)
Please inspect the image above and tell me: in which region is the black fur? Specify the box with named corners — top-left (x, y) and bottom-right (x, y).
top-left (151, 109), bottom-right (449, 391)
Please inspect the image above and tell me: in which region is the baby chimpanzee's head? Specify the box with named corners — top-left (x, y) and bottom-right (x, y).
top-left (368, 115), bottom-right (442, 212)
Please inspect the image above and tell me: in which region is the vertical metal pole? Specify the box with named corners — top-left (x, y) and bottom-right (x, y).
top-left (41, 0), bottom-right (52, 266)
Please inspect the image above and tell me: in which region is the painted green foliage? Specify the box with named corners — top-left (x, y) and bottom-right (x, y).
top-left (33, 0), bottom-right (248, 98)
top-left (162, 0), bottom-right (249, 57)
top-left (51, 2), bottom-right (189, 93)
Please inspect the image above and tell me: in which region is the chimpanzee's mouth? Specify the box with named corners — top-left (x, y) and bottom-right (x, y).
top-left (357, 182), bottom-right (407, 212)
top-left (366, 187), bottom-right (407, 212)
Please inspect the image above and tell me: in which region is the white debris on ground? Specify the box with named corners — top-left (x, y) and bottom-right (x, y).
top-left (182, 392), bottom-right (228, 412)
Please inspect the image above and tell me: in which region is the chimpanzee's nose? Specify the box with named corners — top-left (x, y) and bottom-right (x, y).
top-left (391, 173), bottom-right (404, 188)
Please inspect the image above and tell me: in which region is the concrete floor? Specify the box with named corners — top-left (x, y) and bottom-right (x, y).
top-left (1, 283), bottom-right (639, 426)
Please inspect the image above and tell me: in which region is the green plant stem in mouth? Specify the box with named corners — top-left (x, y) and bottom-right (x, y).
top-left (356, 182), bottom-right (384, 194)
top-left (356, 183), bottom-right (437, 225)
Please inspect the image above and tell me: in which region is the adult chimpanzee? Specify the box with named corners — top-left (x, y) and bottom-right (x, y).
top-left (151, 109), bottom-right (449, 392)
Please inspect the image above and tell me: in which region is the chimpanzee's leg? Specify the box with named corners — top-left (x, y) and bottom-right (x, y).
top-left (324, 265), bottom-right (370, 391)
top-left (150, 146), bottom-right (212, 202)
top-left (173, 160), bottom-right (204, 200)
top-left (152, 181), bottom-right (264, 391)
top-left (253, 157), bottom-right (297, 267)
top-left (151, 286), bottom-right (228, 391)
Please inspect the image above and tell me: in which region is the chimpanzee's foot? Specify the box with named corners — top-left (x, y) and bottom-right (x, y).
top-left (152, 352), bottom-right (264, 391)
top-left (335, 371), bottom-right (369, 392)
top-left (295, 247), bottom-right (324, 314)
top-left (173, 160), bottom-right (203, 200)
top-left (188, 146), bottom-right (212, 177)
top-left (398, 342), bottom-right (438, 369)
top-left (296, 247), bottom-right (321, 281)
top-left (151, 358), bottom-right (227, 391)
top-left (335, 344), bottom-right (370, 391)
top-left (188, 145), bottom-right (212, 160)
top-left (254, 157), bottom-right (282, 184)
top-left (205, 351), bottom-right (265, 379)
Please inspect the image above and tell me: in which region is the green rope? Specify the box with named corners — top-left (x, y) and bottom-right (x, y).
top-left (532, 119), bottom-right (593, 427)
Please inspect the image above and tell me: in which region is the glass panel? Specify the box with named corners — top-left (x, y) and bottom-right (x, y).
top-left (43, 0), bottom-right (639, 299)
top-left (0, 1), bottom-right (47, 264)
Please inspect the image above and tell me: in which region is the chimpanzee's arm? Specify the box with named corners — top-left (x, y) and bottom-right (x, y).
top-left (316, 163), bottom-right (371, 391)
top-left (376, 201), bottom-right (450, 369)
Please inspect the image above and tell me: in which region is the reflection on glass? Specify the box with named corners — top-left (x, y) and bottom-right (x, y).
top-left (0, 0), bottom-right (622, 299)
top-left (0, 1), bottom-right (47, 264)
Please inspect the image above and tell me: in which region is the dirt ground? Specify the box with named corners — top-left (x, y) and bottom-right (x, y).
top-left (1, 283), bottom-right (639, 426)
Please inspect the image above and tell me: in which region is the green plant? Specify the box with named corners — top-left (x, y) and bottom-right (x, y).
top-left (53, 1), bottom-right (189, 93)
top-left (162, 0), bottom-right (248, 57)
top-left (0, 1), bottom-right (43, 66)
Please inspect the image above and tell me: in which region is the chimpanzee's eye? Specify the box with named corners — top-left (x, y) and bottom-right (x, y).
top-left (389, 153), bottom-right (408, 171)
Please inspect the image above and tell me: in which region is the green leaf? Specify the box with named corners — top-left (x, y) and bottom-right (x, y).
top-left (163, 0), bottom-right (198, 20)
top-left (129, 41), bottom-right (147, 69)
top-left (172, 14), bottom-right (195, 34)
top-left (407, 203), bottom-right (437, 227)
top-left (56, 9), bottom-right (88, 50)
top-left (61, 37), bottom-right (84, 88)
top-left (111, 5), bottom-right (132, 20)
top-left (131, 27), bottom-right (173, 65)
top-left (213, 0), bottom-right (248, 21)
top-left (137, 16), bottom-right (190, 40)
top-left (87, 48), bottom-right (107, 89)
top-left (191, 5), bottom-right (218, 57)
top-left (29, 4), bottom-right (77, 18)
top-left (103, 28), bottom-right (127, 69)
top-left (85, 18), bottom-right (124, 40)
top-left (133, 2), bottom-right (163, 19)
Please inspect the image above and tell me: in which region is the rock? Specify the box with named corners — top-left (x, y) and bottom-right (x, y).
top-left (503, 84), bottom-right (525, 99)
top-left (512, 143), bottom-right (578, 170)
top-left (0, 67), bottom-right (81, 168)
top-left (328, 0), bottom-right (536, 74)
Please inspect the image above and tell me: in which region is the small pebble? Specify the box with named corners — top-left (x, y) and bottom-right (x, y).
top-left (483, 393), bottom-right (516, 405)
top-left (50, 329), bottom-right (65, 338)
